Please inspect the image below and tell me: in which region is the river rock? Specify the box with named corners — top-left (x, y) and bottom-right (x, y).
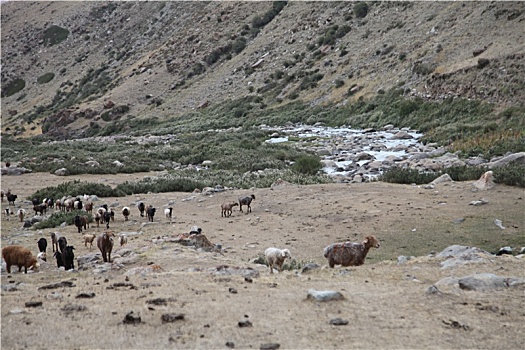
top-left (472, 171), bottom-right (495, 190)
top-left (306, 289), bottom-right (345, 302)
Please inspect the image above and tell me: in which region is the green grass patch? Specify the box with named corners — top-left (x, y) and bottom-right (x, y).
top-left (29, 180), bottom-right (125, 201)
top-left (43, 25), bottom-right (70, 46)
top-left (37, 72), bottom-right (55, 84)
top-left (1, 78), bottom-right (26, 97)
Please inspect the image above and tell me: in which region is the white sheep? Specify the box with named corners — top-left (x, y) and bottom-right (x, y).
top-left (122, 206), bottom-right (130, 221)
top-left (164, 207), bottom-right (173, 223)
top-left (118, 235), bottom-right (128, 246)
top-left (17, 208), bottom-right (26, 222)
top-left (264, 247), bottom-right (292, 274)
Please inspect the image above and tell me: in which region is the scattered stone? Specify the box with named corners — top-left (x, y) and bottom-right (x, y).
top-left (244, 277), bottom-right (253, 283)
top-left (301, 263), bottom-right (321, 273)
top-left (46, 292), bottom-right (63, 300)
top-left (61, 304), bottom-right (87, 314)
top-left (452, 218), bottom-right (465, 224)
top-left (496, 247), bottom-right (513, 256)
top-left (123, 311), bottom-right (142, 324)
top-left (391, 131), bottom-right (413, 139)
top-left (225, 341), bottom-right (235, 348)
top-left (38, 281), bottom-right (76, 290)
top-left (1, 167), bottom-right (32, 175)
top-left (397, 256), bottom-right (414, 265)
top-left (430, 174), bottom-right (453, 185)
top-left (107, 282), bottom-right (137, 290)
top-left (306, 289), bottom-right (345, 302)
top-left (76, 292), bottom-right (95, 299)
top-left (25, 301), bottom-right (43, 308)
top-left (443, 319), bottom-right (470, 331)
top-left (260, 343), bottom-right (280, 350)
top-left (147, 298), bottom-right (168, 306)
top-left (426, 285), bottom-right (441, 295)
top-left (9, 308), bottom-right (26, 314)
top-left (458, 273), bottom-right (525, 291)
top-left (212, 265), bottom-right (260, 279)
top-left (161, 313), bottom-right (185, 323)
top-left (54, 168), bottom-right (69, 176)
top-left (229, 287), bottom-right (238, 294)
top-left (329, 318), bottom-right (349, 326)
top-left (494, 219), bottom-right (505, 229)
top-left (238, 319), bottom-right (253, 327)
top-left (469, 199), bottom-right (488, 206)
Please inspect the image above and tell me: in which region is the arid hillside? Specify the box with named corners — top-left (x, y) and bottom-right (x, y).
top-left (1, 1), bottom-right (524, 137)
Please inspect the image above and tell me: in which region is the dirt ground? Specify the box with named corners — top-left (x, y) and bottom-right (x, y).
top-left (1, 172), bottom-right (524, 349)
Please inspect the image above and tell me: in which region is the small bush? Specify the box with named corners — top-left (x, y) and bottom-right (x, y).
top-left (37, 73), bottom-right (55, 84)
top-left (2, 78), bottom-right (26, 97)
top-left (380, 167), bottom-right (438, 185)
top-left (30, 180), bottom-right (125, 201)
top-left (43, 25), bottom-right (70, 46)
top-left (292, 155), bottom-right (322, 175)
top-left (493, 161), bottom-right (525, 187)
top-left (334, 79), bottom-right (345, 88)
top-left (34, 211), bottom-right (93, 230)
top-left (353, 2), bottom-right (369, 18)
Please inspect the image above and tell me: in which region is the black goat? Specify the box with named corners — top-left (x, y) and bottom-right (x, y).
top-left (58, 237), bottom-right (67, 267)
top-left (239, 194), bottom-right (256, 213)
top-left (103, 211), bottom-right (111, 229)
top-left (37, 238), bottom-right (47, 253)
top-left (33, 204), bottom-right (47, 216)
top-left (138, 202), bottom-right (145, 217)
top-left (53, 251), bottom-right (64, 268)
top-left (7, 194), bottom-right (17, 206)
top-left (64, 246), bottom-right (75, 271)
top-left (74, 215), bottom-right (83, 233)
top-left (147, 206), bottom-right (156, 222)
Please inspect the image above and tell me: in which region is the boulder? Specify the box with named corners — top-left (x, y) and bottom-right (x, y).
top-left (430, 173), bottom-right (453, 185)
top-left (306, 289), bottom-right (345, 302)
top-left (54, 168), bottom-right (69, 176)
top-left (472, 171), bottom-right (495, 190)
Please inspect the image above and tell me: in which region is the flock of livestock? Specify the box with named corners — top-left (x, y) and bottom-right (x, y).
top-left (1, 189), bottom-right (381, 275)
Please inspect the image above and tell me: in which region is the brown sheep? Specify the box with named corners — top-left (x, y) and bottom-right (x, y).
top-left (83, 233), bottom-right (97, 250)
top-left (221, 202), bottom-right (238, 217)
top-left (85, 202), bottom-right (93, 214)
top-left (50, 232), bottom-right (60, 252)
top-left (97, 232), bottom-right (115, 263)
top-left (323, 235), bottom-right (381, 268)
top-left (239, 194), bottom-right (255, 213)
top-left (2, 245), bottom-right (39, 273)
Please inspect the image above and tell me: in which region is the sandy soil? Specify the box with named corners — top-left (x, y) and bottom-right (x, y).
top-left (1, 172), bottom-right (524, 349)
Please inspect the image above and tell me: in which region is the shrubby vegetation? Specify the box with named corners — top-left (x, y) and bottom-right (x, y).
top-left (34, 211), bottom-right (93, 230)
top-left (30, 180), bottom-right (125, 201)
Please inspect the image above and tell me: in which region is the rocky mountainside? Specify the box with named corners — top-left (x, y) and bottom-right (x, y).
top-left (1, 1), bottom-right (524, 137)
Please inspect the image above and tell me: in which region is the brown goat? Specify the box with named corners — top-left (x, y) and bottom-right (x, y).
top-left (323, 235), bottom-right (381, 268)
top-left (2, 245), bottom-right (39, 273)
top-left (221, 202), bottom-right (238, 217)
top-left (83, 233), bottom-right (97, 250)
top-left (97, 232), bottom-right (114, 263)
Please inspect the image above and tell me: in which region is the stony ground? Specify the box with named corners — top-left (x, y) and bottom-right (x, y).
top-left (1, 172), bottom-right (524, 349)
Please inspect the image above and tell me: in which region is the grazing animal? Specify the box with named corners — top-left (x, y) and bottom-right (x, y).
top-left (17, 208), bottom-right (26, 222)
top-left (37, 237), bottom-right (47, 253)
top-left (221, 202), bottom-right (238, 217)
top-left (138, 202), bottom-right (146, 217)
top-left (43, 198), bottom-right (54, 209)
top-left (264, 247), bottom-right (292, 274)
top-left (146, 205), bottom-right (156, 222)
top-left (7, 193), bottom-right (17, 205)
top-left (0, 190), bottom-right (4, 201)
top-left (238, 194), bottom-right (255, 213)
top-left (73, 198), bottom-right (83, 211)
top-left (1, 245), bottom-right (39, 274)
top-left (189, 226), bottom-right (202, 235)
top-left (53, 251), bottom-right (64, 268)
top-left (31, 198), bottom-right (41, 206)
top-left (85, 202), bottom-right (93, 214)
top-left (64, 246), bottom-right (75, 270)
top-left (122, 207), bottom-right (130, 221)
top-left (37, 252), bottom-right (47, 262)
top-left (97, 232), bottom-right (115, 263)
top-left (95, 212), bottom-right (102, 228)
top-left (4, 208), bottom-right (12, 221)
top-left (50, 232), bottom-right (60, 252)
top-left (103, 211), bottom-right (111, 229)
top-left (83, 233), bottom-right (96, 250)
top-left (33, 204), bottom-right (47, 216)
top-left (323, 235), bottom-right (381, 268)
top-left (118, 235), bottom-right (128, 246)
top-left (74, 215), bottom-right (83, 233)
top-left (164, 207), bottom-right (173, 223)
top-left (64, 198), bottom-right (73, 212)
top-left (110, 208), bottom-right (115, 222)
top-left (58, 236), bottom-right (68, 267)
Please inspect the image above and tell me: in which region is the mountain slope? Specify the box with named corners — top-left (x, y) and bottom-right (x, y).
top-left (1, 1), bottom-right (524, 137)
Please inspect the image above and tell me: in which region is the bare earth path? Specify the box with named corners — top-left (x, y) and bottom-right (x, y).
top-left (1, 172), bottom-right (524, 349)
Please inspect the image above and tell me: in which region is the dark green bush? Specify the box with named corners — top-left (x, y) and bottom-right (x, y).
top-left (2, 78), bottom-right (26, 97)
top-left (34, 211), bottom-right (93, 230)
top-left (252, 1), bottom-right (287, 29)
top-left (353, 2), bottom-right (369, 18)
top-left (37, 73), bottom-right (55, 84)
top-left (29, 180), bottom-right (125, 201)
top-left (292, 155), bottom-right (322, 175)
top-left (43, 25), bottom-right (70, 46)
top-left (380, 167), bottom-right (438, 185)
top-left (493, 161), bottom-right (525, 187)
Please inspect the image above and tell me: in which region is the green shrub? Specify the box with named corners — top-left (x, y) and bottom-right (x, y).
top-left (353, 2), bottom-right (369, 18)
top-left (2, 78), bottom-right (26, 97)
top-left (380, 167), bottom-right (438, 185)
top-left (334, 79), bottom-right (345, 88)
top-left (43, 25), bottom-right (70, 46)
top-left (37, 73), bottom-right (55, 84)
top-left (29, 180), bottom-right (125, 201)
top-left (493, 161), bottom-right (525, 187)
top-left (34, 211), bottom-right (93, 230)
top-left (292, 155), bottom-right (322, 175)
top-left (252, 1), bottom-right (287, 29)
top-left (232, 37), bottom-right (247, 54)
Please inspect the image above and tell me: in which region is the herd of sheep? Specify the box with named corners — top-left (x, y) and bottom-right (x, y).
top-left (1, 189), bottom-right (381, 275)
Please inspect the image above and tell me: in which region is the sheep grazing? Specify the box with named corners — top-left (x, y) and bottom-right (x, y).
top-left (83, 233), bottom-right (96, 250)
top-left (323, 235), bottom-right (381, 268)
top-left (17, 208), bottom-right (26, 222)
top-left (264, 247), bottom-right (292, 274)
top-left (138, 202), bottom-right (145, 217)
top-left (53, 251), bottom-right (64, 268)
top-left (103, 211), bottom-right (111, 229)
top-left (97, 232), bottom-right (114, 263)
top-left (33, 204), bottom-right (47, 216)
top-left (4, 208), bottom-right (12, 221)
top-left (74, 215), bottom-right (83, 233)
top-left (85, 202), bottom-right (93, 214)
top-left (50, 232), bottom-right (60, 252)
top-left (118, 235), bottom-right (128, 246)
top-left (73, 198), bottom-right (83, 210)
top-left (221, 202), bottom-right (238, 217)
top-left (147, 205), bottom-right (156, 222)
top-left (43, 198), bottom-right (54, 209)
top-left (64, 246), bottom-right (75, 270)
top-left (239, 194), bottom-right (255, 213)
top-left (164, 207), bottom-right (173, 223)
top-left (7, 193), bottom-right (17, 205)
top-left (122, 207), bottom-right (130, 221)
top-left (1, 245), bottom-right (39, 274)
